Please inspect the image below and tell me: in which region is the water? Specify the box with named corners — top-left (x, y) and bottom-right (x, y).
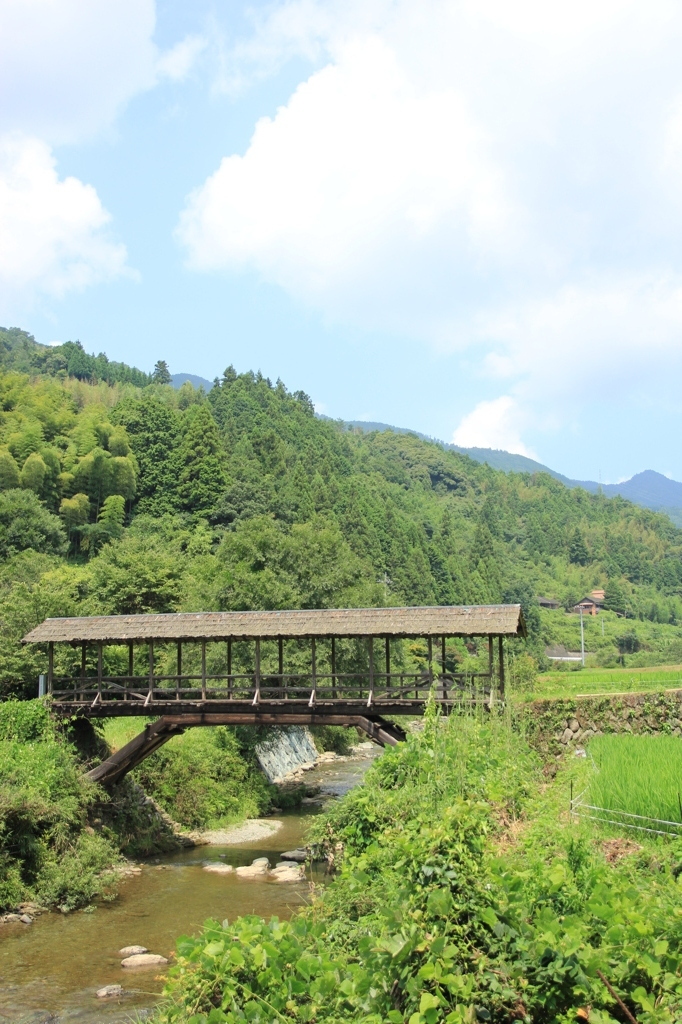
top-left (0, 748), bottom-right (379, 1023)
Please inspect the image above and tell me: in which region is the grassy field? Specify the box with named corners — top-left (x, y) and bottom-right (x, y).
top-left (583, 733), bottom-right (682, 828)
top-left (523, 662), bottom-right (682, 701)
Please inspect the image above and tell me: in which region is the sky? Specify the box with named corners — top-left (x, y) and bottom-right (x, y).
top-left (2, 0), bottom-right (682, 483)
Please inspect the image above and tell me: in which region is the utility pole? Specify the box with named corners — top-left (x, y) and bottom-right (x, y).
top-left (580, 607), bottom-right (585, 667)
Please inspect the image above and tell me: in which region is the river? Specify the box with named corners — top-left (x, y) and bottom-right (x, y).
top-left (0, 748), bottom-right (379, 1024)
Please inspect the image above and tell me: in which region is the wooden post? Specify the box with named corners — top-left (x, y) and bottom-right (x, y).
top-left (201, 640), bottom-right (207, 700)
top-left (47, 642), bottom-right (54, 695)
top-left (428, 637), bottom-right (433, 689)
top-left (498, 636), bottom-right (505, 698)
top-left (367, 637), bottom-right (374, 707)
top-left (308, 638), bottom-right (317, 707)
top-left (80, 641), bottom-right (86, 701)
top-left (227, 640), bottom-right (232, 699)
top-left (253, 639), bottom-right (261, 705)
top-left (278, 638), bottom-right (284, 693)
top-left (176, 642), bottom-right (182, 701)
top-left (148, 641), bottom-right (154, 703)
top-left (127, 642), bottom-right (133, 701)
top-left (385, 638), bottom-right (391, 694)
top-left (488, 635), bottom-right (494, 685)
top-left (97, 642), bottom-right (103, 701)
top-left (441, 635), bottom-right (448, 700)
top-left (331, 637), bottom-right (337, 699)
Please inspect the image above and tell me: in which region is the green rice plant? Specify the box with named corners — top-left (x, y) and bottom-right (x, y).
top-left (586, 733), bottom-right (682, 828)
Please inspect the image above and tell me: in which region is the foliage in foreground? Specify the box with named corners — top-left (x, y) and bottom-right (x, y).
top-left (155, 709), bottom-right (682, 1024)
top-left (0, 699), bottom-right (181, 911)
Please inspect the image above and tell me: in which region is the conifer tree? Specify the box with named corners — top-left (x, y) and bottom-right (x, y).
top-left (177, 404), bottom-right (228, 515)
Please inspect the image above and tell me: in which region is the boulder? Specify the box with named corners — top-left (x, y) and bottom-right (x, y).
top-left (3, 913), bottom-right (21, 922)
top-left (270, 863), bottom-right (305, 882)
top-left (118, 945), bottom-right (148, 956)
top-left (203, 862), bottom-right (234, 874)
top-left (97, 984), bottom-right (123, 999)
top-left (121, 953), bottom-right (168, 968)
top-left (19, 914), bottom-right (33, 924)
top-left (568, 718), bottom-right (580, 733)
top-left (281, 849), bottom-right (308, 862)
top-left (561, 728), bottom-right (573, 744)
top-left (235, 857), bottom-right (270, 878)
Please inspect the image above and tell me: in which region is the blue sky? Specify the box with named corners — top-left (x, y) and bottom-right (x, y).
top-left (3, 1), bottom-right (682, 482)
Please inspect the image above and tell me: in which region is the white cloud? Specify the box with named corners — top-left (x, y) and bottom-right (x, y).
top-left (0, 1), bottom-right (205, 144)
top-left (179, 0), bottom-right (682, 454)
top-left (453, 396), bottom-right (536, 458)
top-left (0, 135), bottom-right (129, 302)
top-left (179, 34), bottom-right (515, 328)
top-left (157, 35), bottom-right (207, 83)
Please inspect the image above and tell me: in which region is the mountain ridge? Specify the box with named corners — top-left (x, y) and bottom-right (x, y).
top-left (334, 418), bottom-right (682, 524)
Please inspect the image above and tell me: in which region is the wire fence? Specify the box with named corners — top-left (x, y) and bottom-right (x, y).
top-left (570, 782), bottom-right (682, 837)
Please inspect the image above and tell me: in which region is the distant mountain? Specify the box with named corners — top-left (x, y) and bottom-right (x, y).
top-left (171, 372), bottom-right (214, 391)
top-left (337, 418), bottom-right (682, 525)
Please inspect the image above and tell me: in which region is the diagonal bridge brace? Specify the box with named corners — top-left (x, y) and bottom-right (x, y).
top-left (85, 713), bottom-right (406, 788)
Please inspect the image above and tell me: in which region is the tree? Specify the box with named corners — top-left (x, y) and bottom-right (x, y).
top-left (0, 451), bottom-right (20, 490)
top-left (604, 578), bottom-right (628, 616)
top-left (152, 360), bottom-right (172, 385)
top-left (0, 489), bottom-right (67, 558)
top-left (569, 527), bottom-right (589, 566)
top-left (176, 404), bottom-right (228, 516)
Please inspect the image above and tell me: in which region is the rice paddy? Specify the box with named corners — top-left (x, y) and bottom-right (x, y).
top-left (526, 665), bottom-right (682, 701)
top-left (584, 734), bottom-right (682, 831)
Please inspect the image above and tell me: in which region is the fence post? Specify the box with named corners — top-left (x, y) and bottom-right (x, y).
top-left (201, 640), bottom-right (207, 701)
top-left (385, 637), bottom-right (391, 694)
top-left (227, 640), bottom-right (232, 699)
top-left (498, 636), bottom-right (505, 699)
top-left (127, 642), bottom-right (133, 701)
top-left (428, 637), bottom-right (433, 690)
top-left (176, 641), bottom-right (182, 701)
top-left (97, 642), bottom-right (103, 703)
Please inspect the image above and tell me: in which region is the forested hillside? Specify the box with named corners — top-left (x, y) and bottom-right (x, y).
top-left (2, 325), bottom-right (682, 695)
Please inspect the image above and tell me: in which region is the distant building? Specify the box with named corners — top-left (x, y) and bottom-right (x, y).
top-left (537, 596), bottom-right (560, 610)
top-left (571, 590), bottom-right (605, 616)
top-left (545, 644), bottom-right (583, 662)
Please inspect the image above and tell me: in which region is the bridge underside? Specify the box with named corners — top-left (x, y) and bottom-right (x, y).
top-left (85, 712), bottom-right (408, 787)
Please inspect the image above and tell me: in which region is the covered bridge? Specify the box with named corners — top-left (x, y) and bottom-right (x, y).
top-left (23, 605), bottom-right (525, 782)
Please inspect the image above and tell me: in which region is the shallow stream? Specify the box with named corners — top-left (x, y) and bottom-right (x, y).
top-left (0, 749), bottom-right (379, 1024)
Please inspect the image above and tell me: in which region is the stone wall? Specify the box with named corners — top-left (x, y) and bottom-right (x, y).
top-left (518, 689), bottom-right (682, 754)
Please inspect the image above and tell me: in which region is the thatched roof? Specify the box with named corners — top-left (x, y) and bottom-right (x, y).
top-left (23, 605), bottom-right (526, 645)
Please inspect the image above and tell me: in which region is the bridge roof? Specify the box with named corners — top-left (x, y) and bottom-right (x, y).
top-left (23, 605), bottom-right (525, 645)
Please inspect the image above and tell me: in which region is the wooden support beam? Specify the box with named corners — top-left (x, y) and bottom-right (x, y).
top-left (201, 640), bottom-right (207, 701)
top-left (308, 638), bottom-right (317, 707)
top-left (367, 636), bottom-right (374, 707)
top-left (147, 641), bottom-right (154, 705)
top-left (428, 637), bottom-right (433, 688)
top-left (227, 639), bottom-right (232, 699)
top-left (127, 642), bottom-right (133, 701)
top-left (252, 639), bottom-right (261, 705)
top-left (97, 643), bottom-right (103, 700)
top-left (47, 642), bottom-right (53, 694)
top-left (385, 637), bottom-right (391, 691)
top-left (176, 642), bottom-right (182, 701)
top-left (331, 637), bottom-right (337, 699)
top-left (81, 641), bottom-right (86, 702)
top-left (488, 635), bottom-right (494, 684)
top-left (498, 636), bottom-right (505, 698)
top-left (441, 635), bottom-right (448, 701)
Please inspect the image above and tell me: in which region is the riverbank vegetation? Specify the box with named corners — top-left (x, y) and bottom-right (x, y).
top-left (155, 707), bottom-right (682, 1024)
top-left (0, 699), bottom-right (179, 912)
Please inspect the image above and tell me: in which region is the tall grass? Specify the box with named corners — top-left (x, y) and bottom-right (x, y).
top-left (586, 734), bottom-right (682, 825)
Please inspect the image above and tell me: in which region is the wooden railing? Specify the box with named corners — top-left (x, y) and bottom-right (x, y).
top-left (49, 670), bottom-right (498, 708)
